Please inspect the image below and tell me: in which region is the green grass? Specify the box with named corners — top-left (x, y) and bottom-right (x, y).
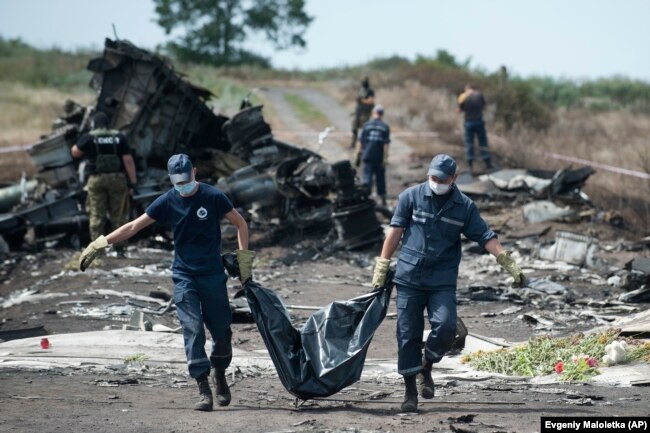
top-left (283, 92), bottom-right (330, 127)
top-left (462, 330), bottom-right (650, 382)
top-left (628, 341), bottom-right (650, 363)
top-left (124, 353), bottom-right (149, 364)
top-left (0, 37), bottom-right (96, 91)
top-left (0, 81), bottom-right (95, 180)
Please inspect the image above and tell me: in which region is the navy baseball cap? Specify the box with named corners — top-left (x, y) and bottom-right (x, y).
top-left (373, 104), bottom-right (384, 114)
top-left (427, 154), bottom-right (457, 180)
top-left (167, 154), bottom-right (193, 184)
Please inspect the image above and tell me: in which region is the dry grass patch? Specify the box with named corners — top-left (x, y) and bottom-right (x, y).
top-left (494, 109), bottom-right (650, 230)
top-left (0, 82), bottom-right (93, 181)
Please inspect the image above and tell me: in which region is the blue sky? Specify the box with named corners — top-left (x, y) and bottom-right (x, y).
top-left (0, 0), bottom-right (648, 80)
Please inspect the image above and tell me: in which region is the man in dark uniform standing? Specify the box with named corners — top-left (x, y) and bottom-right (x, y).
top-left (78, 154), bottom-right (255, 411)
top-left (71, 112), bottom-right (137, 254)
top-left (355, 104), bottom-right (390, 206)
top-left (350, 76), bottom-right (375, 148)
top-left (371, 154), bottom-right (524, 412)
top-left (458, 84), bottom-right (493, 172)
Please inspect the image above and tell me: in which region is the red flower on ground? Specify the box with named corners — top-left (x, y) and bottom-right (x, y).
top-left (554, 361), bottom-right (564, 374)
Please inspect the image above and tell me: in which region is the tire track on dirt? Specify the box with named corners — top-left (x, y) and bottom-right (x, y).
top-left (262, 87), bottom-right (343, 162)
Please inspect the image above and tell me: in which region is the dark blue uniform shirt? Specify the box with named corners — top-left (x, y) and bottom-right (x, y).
top-left (460, 91), bottom-right (486, 122)
top-left (146, 183), bottom-right (234, 276)
top-left (360, 118), bottom-right (390, 163)
top-left (390, 182), bottom-right (496, 289)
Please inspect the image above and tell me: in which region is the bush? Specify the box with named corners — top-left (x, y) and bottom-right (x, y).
top-left (526, 76), bottom-right (650, 112)
top-left (490, 81), bottom-right (555, 131)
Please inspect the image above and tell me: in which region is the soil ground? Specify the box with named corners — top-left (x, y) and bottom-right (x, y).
top-left (1, 86), bottom-right (649, 433)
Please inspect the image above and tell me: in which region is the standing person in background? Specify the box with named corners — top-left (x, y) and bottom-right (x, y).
top-left (355, 104), bottom-right (390, 206)
top-left (71, 111), bottom-right (136, 256)
top-left (458, 84), bottom-right (493, 173)
top-left (78, 154), bottom-right (255, 412)
top-left (350, 76), bottom-right (375, 148)
top-left (370, 154), bottom-right (525, 412)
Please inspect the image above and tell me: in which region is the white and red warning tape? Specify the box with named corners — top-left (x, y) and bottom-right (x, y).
top-left (0, 144), bottom-right (33, 154)
top-left (542, 151), bottom-right (650, 180)
top-left (2, 131), bottom-right (648, 180)
top-left (273, 130), bottom-right (439, 138)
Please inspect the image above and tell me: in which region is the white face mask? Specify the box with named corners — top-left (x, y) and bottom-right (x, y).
top-left (429, 179), bottom-right (451, 195)
top-left (175, 180), bottom-right (197, 196)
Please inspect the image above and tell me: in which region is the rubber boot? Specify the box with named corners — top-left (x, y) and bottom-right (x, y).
top-left (419, 358), bottom-right (435, 399)
top-left (380, 195), bottom-right (387, 206)
top-left (400, 374), bottom-right (418, 412)
top-left (211, 368), bottom-right (231, 407)
top-left (468, 161), bottom-right (474, 174)
top-left (484, 159), bottom-right (494, 170)
top-left (194, 376), bottom-right (213, 411)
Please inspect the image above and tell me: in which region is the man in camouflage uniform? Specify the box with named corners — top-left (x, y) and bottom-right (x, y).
top-left (71, 112), bottom-right (137, 253)
top-left (350, 77), bottom-right (375, 148)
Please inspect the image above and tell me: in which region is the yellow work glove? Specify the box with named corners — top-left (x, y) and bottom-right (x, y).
top-left (382, 150), bottom-right (388, 167)
top-left (372, 257), bottom-right (391, 288)
top-left (496, 251), bottom-right (526, 288)
top-left (79, 235), bottom-right (108, 272)
top-left (236, 249), bottom-right (256, 283)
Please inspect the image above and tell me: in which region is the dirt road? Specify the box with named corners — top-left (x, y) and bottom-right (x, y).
top-left (1, 85), bottom-right (649, 433)
top-left (263, 86), bottom-right (417, 200)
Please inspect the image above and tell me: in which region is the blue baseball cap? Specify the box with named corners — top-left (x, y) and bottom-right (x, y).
top-left (373, 104), bottom-right (384, 115)
top-left (167, 154), bottom-right (193, 184)
top-left (427, 154), bottom-right (457, 180)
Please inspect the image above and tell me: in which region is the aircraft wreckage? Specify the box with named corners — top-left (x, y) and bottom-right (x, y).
top-left (0, 38), bottom-right (383, 251)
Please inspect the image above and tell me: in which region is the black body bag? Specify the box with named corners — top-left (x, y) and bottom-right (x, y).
top-left (243, 273), bottom-right (393, 400)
